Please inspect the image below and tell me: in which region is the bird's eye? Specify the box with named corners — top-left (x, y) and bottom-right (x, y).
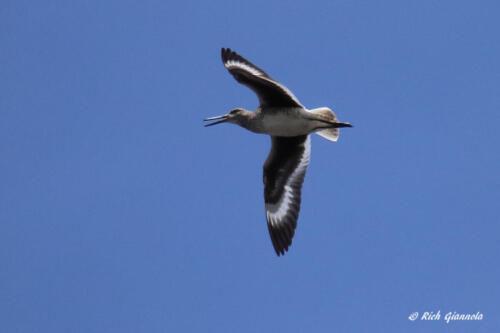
top-left (230, 109), bottom-right (238, 114)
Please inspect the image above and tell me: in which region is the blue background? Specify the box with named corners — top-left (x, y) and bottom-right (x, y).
top-left (1, 1), bottom-right (499, 332)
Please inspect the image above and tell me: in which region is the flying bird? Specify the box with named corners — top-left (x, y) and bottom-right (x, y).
top-left (205, 48), bottom-right (352, 256)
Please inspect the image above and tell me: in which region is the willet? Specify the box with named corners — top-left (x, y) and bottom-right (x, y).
top-left (205, 48), bottom-right (352, 256)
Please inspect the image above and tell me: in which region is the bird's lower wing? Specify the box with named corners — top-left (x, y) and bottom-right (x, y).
top-left (263, 135), bottom-right (310, 255)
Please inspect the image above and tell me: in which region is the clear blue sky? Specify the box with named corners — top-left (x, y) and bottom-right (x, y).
top-left (1, 1), bottom-right (499, 332)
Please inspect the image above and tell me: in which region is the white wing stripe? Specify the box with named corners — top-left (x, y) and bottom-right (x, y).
top-left (224, 59), bottom-right (264, 77)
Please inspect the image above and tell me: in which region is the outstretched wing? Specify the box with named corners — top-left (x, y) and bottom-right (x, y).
top-left (221, 48), bottom-right (303, 108)
top-left (263, 135), bottom-right (310, 255)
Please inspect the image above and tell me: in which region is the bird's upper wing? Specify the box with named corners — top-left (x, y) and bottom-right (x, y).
top-left (221, 48), bottom-right (304, 108)
top-left (263, 135), bottom-right (310, 255)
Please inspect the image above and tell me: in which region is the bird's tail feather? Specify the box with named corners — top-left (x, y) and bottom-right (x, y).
top-left (308, 107), bottom-right (351, 142)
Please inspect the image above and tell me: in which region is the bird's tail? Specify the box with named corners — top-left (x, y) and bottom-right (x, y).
top-left (308, 107), bottom-right (351, 142)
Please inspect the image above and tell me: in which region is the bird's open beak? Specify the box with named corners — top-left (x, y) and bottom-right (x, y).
top-left (203, 114), bottom-right (229, 127)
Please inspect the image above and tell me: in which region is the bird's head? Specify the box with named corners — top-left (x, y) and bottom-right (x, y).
top-left (204, 108), bottom-right (247, 127)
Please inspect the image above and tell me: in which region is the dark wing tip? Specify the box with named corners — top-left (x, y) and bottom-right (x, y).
top-left (221, 47), bottom-right (238, 65)
top-left (220, 48), bottom-right (271, 78)
top-left (267, 220), bottom-right (296, 256)
top-left (221, 47), bottom-right (231, 63)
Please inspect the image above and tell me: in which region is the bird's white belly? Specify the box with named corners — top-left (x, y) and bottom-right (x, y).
top-left (260, 110), bottom-right (316, 137)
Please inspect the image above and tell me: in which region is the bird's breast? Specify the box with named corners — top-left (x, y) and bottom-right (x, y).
top-left (257, 108), bottom-right (317, 137)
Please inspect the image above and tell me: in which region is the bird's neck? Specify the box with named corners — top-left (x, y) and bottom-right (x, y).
top-left (237, 110), bottom-right (263, 133)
